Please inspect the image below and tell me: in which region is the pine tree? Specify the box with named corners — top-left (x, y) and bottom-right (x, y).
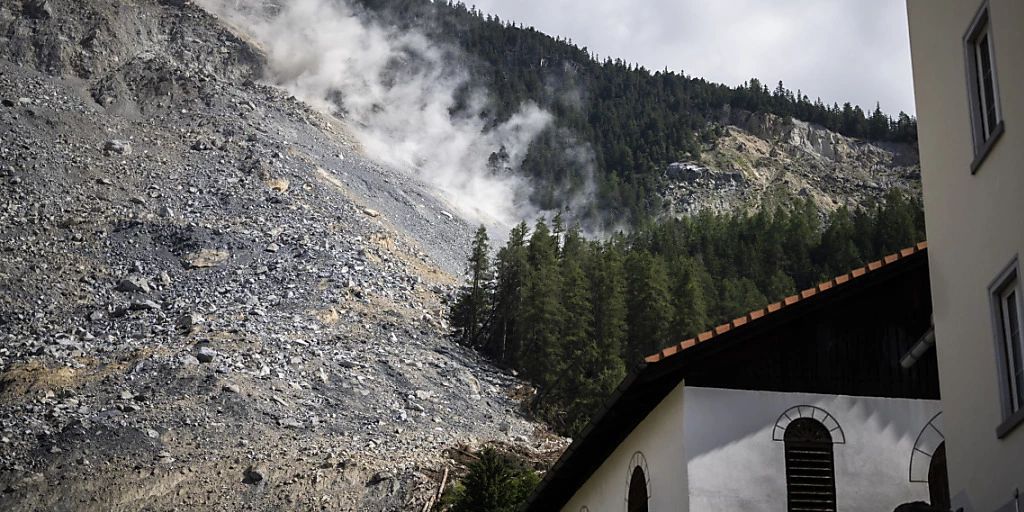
top-left (875, 189), bottom-right (918, 254)
top-left (817, 206), bottom-right (862, 277)
top-left (452, 226), bottom-right (492, 348)
top-left (488, 222), bottom-right (530, 365)
top-left (625, 251), bottom-right (674, 362)
top-left (520, 219), bottom-right (566, 388)
top-left (669, 256), bottom-right (710, 339)
top-left (446, 448), bottom-right (539, 512)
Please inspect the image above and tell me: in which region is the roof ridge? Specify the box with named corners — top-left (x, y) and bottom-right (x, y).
top-left (644, 241), bottom-right (928, 363)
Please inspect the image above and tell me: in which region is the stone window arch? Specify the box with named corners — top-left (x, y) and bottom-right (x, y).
top-left (910, 412), bottom-right (949, 509)
top-left (625, 451), bottom-right (650, 512)
top-left (772, 405), bottom-right (846, 444)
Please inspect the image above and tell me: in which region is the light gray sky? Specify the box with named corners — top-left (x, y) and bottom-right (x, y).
top-left (468, 0), bottom-right (917, 116)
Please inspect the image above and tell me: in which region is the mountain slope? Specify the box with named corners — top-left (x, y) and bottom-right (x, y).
top-left (0, 1), bottom-right (562, 510)
top-left (352, 0), bottom-right (920, 224)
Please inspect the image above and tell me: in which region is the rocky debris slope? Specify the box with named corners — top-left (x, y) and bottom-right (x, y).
top-left (662, 106), bottom-right (921, 216)
top-left (0, 1), bottom-right (564, 510)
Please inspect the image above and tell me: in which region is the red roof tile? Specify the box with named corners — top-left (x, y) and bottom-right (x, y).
top-left (644, 241), bottom-right (928, 363)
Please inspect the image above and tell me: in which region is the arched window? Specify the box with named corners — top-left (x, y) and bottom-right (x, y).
top-left (910, 412), bottom-right (948, 509)
top-left (784, 418), bottom-right (837, 512)
top-left (627, 465), bottom-right (648, 512)
top-left (928, 442), bottom-right (950, 509)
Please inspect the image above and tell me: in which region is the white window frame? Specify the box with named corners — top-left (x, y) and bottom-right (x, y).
top-left (989, 258), bottom-right (1024, 438)
top-left (963, 1), bottom-right (1004, 174)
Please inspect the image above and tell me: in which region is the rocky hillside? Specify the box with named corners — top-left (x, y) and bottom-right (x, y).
top-left (0, 1), bottom-right (563, 510)
top-left (662, 106), bottom-right (921, 217)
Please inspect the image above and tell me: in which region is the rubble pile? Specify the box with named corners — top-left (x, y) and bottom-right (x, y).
top-left (0, 1), bottom-right (565, 510)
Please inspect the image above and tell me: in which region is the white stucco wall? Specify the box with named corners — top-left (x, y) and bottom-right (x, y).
top-left (563, 380), bottom-right (688, 512)
top-left (684, 387), bottom-right (941, 512)
top-left (561, 384), bottom-right (942, 512)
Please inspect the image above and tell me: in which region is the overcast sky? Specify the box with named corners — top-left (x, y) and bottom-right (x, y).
top-left (468, 0), bottom-right (916, 116)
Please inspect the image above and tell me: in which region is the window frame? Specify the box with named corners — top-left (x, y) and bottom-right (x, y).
top-left (988, 257), bottom-right (1024, 438)
top-left (963, 0), bottom-right (1004, 174)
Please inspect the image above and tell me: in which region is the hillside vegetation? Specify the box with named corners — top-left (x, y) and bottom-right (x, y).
top-left (451, 191), bottom-right (925, 436)
top-left (354, 0), bottom-right (919, 223)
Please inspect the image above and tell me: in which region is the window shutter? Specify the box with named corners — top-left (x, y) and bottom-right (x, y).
top-left (784, 418), bottom-right (837, 512)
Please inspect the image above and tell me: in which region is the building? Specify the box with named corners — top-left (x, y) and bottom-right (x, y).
top-left (907, 1), bottom-right (1024, 511)
top-left (526, 244), bottom-right (947, 511)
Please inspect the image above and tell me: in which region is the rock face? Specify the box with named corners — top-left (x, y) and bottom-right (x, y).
top-left (661, 106), bottom-right (921, 217)
top-left (0, 1), bottom-right (565, 511)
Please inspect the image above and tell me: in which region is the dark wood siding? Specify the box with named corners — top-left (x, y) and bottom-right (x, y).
top-left (681, 259), bottom-right (939, 399)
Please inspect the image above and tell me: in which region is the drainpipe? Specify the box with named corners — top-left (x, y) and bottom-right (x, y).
top-left (900, 324), bottom-right (936, 369)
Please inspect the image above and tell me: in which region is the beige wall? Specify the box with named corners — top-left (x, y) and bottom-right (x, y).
top-left (562, 381), bottom-right (688, 512)
top-left (907, 0), bottom-right (1024, 510)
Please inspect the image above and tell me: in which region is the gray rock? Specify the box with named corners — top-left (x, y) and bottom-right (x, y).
top-left (243, 465), bottom-right (266, 484)
top-left (182, 249), bottom-right (230, 269)
top-left (196, 347), bottom-right (217, 363)
top-left (277, 418), bottom-right (303, 429)
top-left (368, 470), bottom-right (394, 485)
top-left (102, 140), bottom-right (132, 156)
top-left (176, 313), bottom-right (202, 333)
top-left (22, 0), bottom-right (53, 19)
top-left (115, 276), bottom-right (152, 294)
top-left (130, 300), bottom-right (161, 311)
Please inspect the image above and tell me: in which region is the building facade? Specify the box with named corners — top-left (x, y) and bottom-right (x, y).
top-left (907, 1), bottom-right (1024, 511)
top-left (528, 245), bottom-right (946, 511)
top-left (562, 385), bottom-right (941, 512)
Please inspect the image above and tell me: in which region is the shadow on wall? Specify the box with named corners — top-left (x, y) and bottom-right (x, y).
top-left (682, 388), bottom-right (943, 511)
top-left (893, 501), bottom-right (952, 512)
top-left (684, 390), bottom-right (921, 462)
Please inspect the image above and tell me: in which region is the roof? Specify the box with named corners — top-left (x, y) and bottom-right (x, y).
top-left (524, 242), bottom-right (931, 511)
top-left (646, 241), bottom-right (929, 363)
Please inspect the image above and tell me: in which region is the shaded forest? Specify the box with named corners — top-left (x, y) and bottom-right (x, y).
top-left (450, 191), bottom-right (925, 436)
top-left (353, 0), bottom-right (919, 223)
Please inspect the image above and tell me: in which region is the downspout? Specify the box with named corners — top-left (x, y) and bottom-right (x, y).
top-left (900, 319), bottom-right (936, 369)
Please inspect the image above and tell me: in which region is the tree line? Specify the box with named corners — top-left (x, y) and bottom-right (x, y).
top-left (450, 190), bottom-right (925, 436)
top-left (352, 0), bottom-right (919, 224)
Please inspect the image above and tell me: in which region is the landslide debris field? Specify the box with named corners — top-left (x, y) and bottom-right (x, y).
top-left (0, 1), bottom-right (564, 510)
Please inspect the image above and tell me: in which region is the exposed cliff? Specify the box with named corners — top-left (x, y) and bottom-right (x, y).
top-left (662, 106), bottom-right (921, 217)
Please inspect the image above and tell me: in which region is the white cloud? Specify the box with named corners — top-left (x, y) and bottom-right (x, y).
top-left (198, 0), bottom-right (554, 229)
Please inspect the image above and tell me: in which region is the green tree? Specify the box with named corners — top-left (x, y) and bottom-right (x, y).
top-left (520, 219), bottom-right (566, 388)
top-left (817, 206), bottom-right (862, 277)
top-left (669, 256), bottom-right (710, 339)
top-left (625, 252), bottom-right (674, 362)
top-left (487, 222), bottom-right (530, 365)
top-left (875, 189), bottom-right (919, 254)
top-left (452, 226), bottom-right (493, 348)
top-left (445, 448), bottom-right (539, 512)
